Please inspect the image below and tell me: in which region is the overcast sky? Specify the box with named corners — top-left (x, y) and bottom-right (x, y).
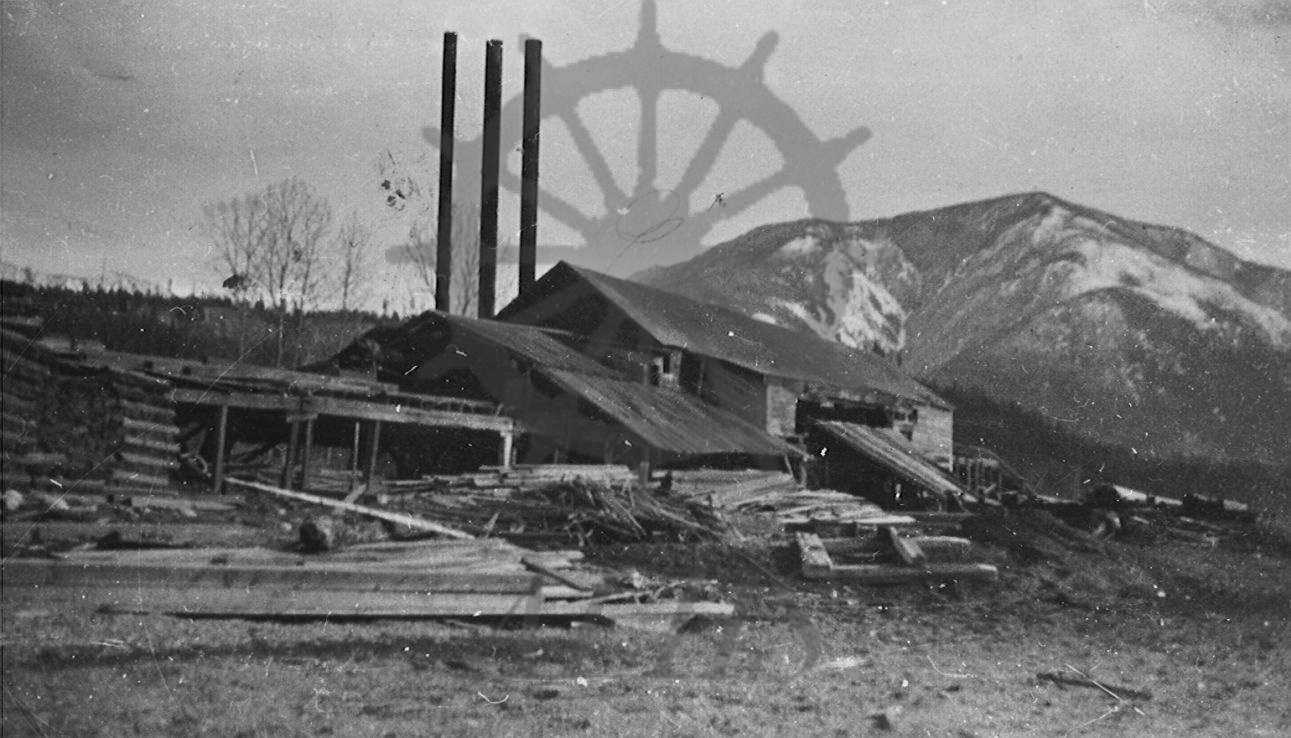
top-left (2, 0), bottom-right (1288, 308)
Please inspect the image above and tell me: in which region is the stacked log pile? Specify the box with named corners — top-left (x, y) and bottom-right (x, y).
top-left (0, 325), bottom-right (180, 495)
top-left (1, 325), bottom-right (51, 462)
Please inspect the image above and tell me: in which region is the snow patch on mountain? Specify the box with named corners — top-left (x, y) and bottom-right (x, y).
top-left (1067, 239), bottom-right (1291, 345)
top-left (778, 236), bottom-right (819, 255)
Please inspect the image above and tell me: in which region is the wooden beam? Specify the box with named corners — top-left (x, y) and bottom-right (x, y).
top-left (803, 562), bottom-right (998, 584)
top-left (226, 478), bottom-right (473, 540)
top-left (795, 532), bottom-right (834, 577)
top-left (102, 588), bottom-right (543, 619)
top-left (521, 556), bottom-right (591, 592)
top-left (364, 420), bottom-right (382, 486)
top-left (171, 389), bottom-right (514, 432)
top-left (885, 526), bottom-right (927, 566)
top-left (212, 403), bottom-right (229, 495)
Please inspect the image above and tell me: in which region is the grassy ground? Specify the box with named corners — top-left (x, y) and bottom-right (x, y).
top-left (3, 511), bottom-right (1290, 737)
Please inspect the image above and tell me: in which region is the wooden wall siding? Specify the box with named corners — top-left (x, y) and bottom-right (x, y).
top-left (911, 404), bottom-right (955, 470)
top-left (700, 359), bottom-right (768, 432)
top-left (764, 378), bottom-right (800, 438)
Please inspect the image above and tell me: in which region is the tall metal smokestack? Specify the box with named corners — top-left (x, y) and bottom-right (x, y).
top-left (478, 40), bottom-right (502, 319)
top-left (435, 32), bottom-right (458, 313)
top-left (519, 38), bottom-right (542, 291)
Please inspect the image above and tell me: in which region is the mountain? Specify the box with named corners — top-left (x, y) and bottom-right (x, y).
top-left (635, 192), bottom-right (1291, 465)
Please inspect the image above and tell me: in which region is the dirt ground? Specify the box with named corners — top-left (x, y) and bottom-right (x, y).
top-left (3, 509), bottom-right (1290, 737)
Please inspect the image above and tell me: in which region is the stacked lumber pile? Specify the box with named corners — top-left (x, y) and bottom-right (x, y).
top-left (1, 537), bottom-right (733, 629)
top-left (663, 469), bottom-right (800, 507)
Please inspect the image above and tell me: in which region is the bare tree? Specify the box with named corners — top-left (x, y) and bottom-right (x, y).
top-left (335, 212), bottom-right (374, 312)
top-left (203, 176), bottom-right (334, 366)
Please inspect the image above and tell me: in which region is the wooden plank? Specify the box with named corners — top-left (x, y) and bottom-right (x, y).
top-left (795, 532), bottom-right (834, 576)
top-left (226, 478), bottom-right (474, 540)
top-left (909, 536), bottom-right (972, 562)
top-left (885, 526), bottom-right (927, 566)
top-left (125, 495), bottom-right (234, 513)
top-left (803, 562), bottom-right (998, 584)
top-left (0, 521), bottom-right (264, 548)
top-left (2, 558), bottom-right (544, 594)
top-left (99, 588), bottom-right (545, 619)
top-left (521, 556), bottom-right (593, 592)
top-left (539, 600), bottom-right (735, 629)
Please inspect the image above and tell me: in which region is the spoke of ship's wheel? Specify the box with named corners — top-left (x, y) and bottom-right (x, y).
top-left (535, 186), bottom-right (599, 237)
top-left (689, 167), bottom-right (795, 239)
top-left (674, 107), bottom-right (739, 204)
top-left (635, 84), bottom-right (661, 195)
top-left (560, 109), bottom-right (628, 213)
top-left (501, 166), bottom-right (599, 237)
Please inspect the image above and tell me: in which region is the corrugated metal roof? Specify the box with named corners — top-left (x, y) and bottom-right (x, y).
top-left (543, 368), bottom-right (801, 457)
top-left (510, 263), bottom-right (947, 408)
top-left (814, 420), bottom-right (964, 497)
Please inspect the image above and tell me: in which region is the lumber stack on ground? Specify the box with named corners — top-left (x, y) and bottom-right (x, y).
top-left (4, 537), bottom-right (730, 628)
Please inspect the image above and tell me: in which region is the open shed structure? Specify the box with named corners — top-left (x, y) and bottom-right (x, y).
top-left (61, 349), bottom-right (517, 495)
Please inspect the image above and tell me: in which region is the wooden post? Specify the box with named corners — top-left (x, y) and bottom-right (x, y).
top-left (499, 429), bottom-right (514, 470)
top-left (364, 420), bottom-right (383, 487)
top-left (281, 419), bottom-right (300, 490)
top-left (212, 404), bottom-right (229, 495)
top-left (299, 417), bottom-right (315, 490)
top-left (350, 421), bottom-right (361, 471)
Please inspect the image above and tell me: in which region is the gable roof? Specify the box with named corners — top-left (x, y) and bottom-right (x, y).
top-left (500, 262), bottom-right (947, 408)
top-left (343, 311), bottom-right (800, 458)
